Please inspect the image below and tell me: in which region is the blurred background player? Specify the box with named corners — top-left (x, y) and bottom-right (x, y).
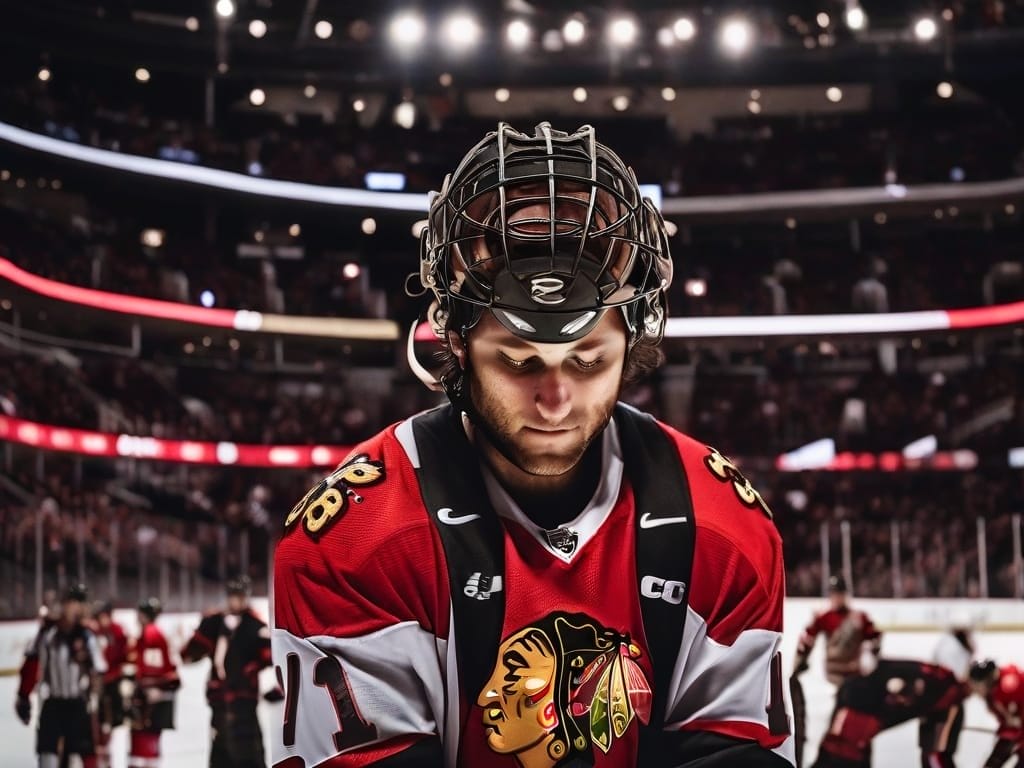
top-left (918, 616), bottom-right (977, 767)
top-left (15, 583), bottom-right (107, 768)
top-left (90, 601), bottom-right (129, 768)
top-left (126, 597), bottom-right (180, 768)
top-left (968, 660), bottom-right (1024, 768)
top-left (794, 576), bottom-right (882, 685)
top-left (812, 659), bottom-right (966, 768)
top-left (182, 575), bottom-right (272, 768)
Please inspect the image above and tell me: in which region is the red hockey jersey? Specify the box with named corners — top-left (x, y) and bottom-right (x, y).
top-left (272, 407), bottom-right (794, 767)
top-left (797, 607), bottom-right (881, 683)
top-left (987, 664), bottom-right (1024, 743)
top-left (131, 624), bottom-right (180, 692)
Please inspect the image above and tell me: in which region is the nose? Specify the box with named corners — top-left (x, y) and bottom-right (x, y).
top-left (535, 368), bottom-right (572, 424)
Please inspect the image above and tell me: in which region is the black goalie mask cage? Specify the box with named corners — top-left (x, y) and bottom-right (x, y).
top-left (418, 122), bottom-right (673, 347)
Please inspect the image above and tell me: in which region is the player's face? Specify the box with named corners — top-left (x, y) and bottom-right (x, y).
top-left (465, 310), bottom-right (626, 477)
top-left (478, 628), bottom-right (559, 757)
top-left (62, 599), bottom-right (85, 622)
top-left (227, 594), bottom-right (247, 614)
top-left (830, 592), bottom-right (848, 610)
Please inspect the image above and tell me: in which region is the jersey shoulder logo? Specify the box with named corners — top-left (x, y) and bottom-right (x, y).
top-left (703, 445), bottom-right (773, 519)
top-left (478, 612), bottom-right (651, 766)
top-left (284, 453), bottom-right (385, 540)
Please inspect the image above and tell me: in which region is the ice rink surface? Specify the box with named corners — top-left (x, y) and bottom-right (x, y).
top-left (0, 629), bottom-right (1019, 767)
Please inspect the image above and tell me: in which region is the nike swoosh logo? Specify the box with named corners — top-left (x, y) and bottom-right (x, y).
top-left (437, 507), bottom-right (481, 525)
top-left (639, 512), bottom-right (688, 529)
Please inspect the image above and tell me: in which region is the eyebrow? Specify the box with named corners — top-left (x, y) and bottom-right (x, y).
top-left (497, 337), bottom-right (609, 354)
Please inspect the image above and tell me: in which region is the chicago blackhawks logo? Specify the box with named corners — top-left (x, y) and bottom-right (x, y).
top-left (704, 446), bottom-right (773, 519)
top-left (478, 612), bottom-right (652, 768)
top-left (285, 453), bottom-right (385, 540)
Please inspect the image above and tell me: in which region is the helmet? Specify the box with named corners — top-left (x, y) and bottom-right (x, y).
top-left (93, 600), bottom-right (114, 617)
top-left (968, 659), bottom-right (998, 683)
top-left (137, 597), bottom-right (162, 620)
top-left (63, 583), bottom-right (89, 603)
top-left (828, 575), bottom-right (848, 594)
top-left (226, 575), bottom-right (252, 597)
top-left (417, 122), bottom-right (672, 350)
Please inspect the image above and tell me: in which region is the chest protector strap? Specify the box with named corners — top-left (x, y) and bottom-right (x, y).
top-left (411, 403), bottom-right (695, 744)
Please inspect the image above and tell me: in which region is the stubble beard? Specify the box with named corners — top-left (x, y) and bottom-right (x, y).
top-left (467, 370), bottom-right (616, 477)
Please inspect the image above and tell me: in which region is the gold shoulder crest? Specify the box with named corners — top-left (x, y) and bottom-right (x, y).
top-left (284, 453), bottom-right (385, 540)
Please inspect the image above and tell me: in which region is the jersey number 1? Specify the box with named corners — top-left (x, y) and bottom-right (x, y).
top-left (279, 651), bottom-right (378, 751)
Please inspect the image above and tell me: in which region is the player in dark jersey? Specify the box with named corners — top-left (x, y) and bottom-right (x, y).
top-left (793, 576), bottom-right (881, 686)
top-left (182, 576), bottom-right (272, 768)
top-left (91, 600), bottom-right (129, 768)
top-left (968, 660), bottom-right (1024, 767)
top-left (272, 122), bottom-right (795, 766)
top-left (811, 659), bottom-right (966, 768)
top-left (16, 583), bottom-right (107, 768)
top-left (126, 597), bottom-right (180, 767)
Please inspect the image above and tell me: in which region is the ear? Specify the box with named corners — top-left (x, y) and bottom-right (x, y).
top-left (447, 331), bottom-right (467, 368)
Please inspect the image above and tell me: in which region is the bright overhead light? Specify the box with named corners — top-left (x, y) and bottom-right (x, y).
top-left (248, 19), bottom-right (267, 38)
top-left (394, 101), bottom-right (416, 129)
top-left (441, 12), bottom-right (481, 51)
top-left (438, 72), bottom-right (453, 87)
top-left (936, 81), bottom-right (954, 99)
top-left (506, 19), bottom-right (531, 49)
top-left (720, 17), bottom-right (753, 55)
top-left (572, 87), bottom-right (588, 103)
top-left (914, 17), bottom-right (938, 41)
top-left (750, 88), bottom-right (762, 100)
top-left (494, 87), bottom-right (510, 103)
top-left (661, 86), bottom-right (677, 102)
top-left (845, 6), bottom-right (866, 30)
top-left (215, 0), bottom-right (235, 20)
top-left (816, 12), bottom-right (831, 28)
top-left (389, 12), bottom-right (426, 49)
top-left (38, 67), bottom-right (51, 82)
top-left (135, 67), bottom-right (150, 83)
top-left (200, 290), bottom-right (215, 308)
top-left (303, 84), bottom-right (317, 98)
top-left (826, 86), bottom-right (843, 103)
top-left (289, 224), bottom-right (301, 237)
top-left (342, 262), bottom-right (362, 279)
top-left (611, 95), bottom-right (630, 112)
top-left (360, 218), bottom-right (376, 236)
top-left (685, 278), bottom-right (707, 297)
top-left (673, 17), bottom-right (696, 41)
top-left (352, 98), bottom-right (366, 112)
top-left (249, 88), bottom-right (266, 106)
top-left (608, 16), bottom-right (638, 48)
top-left (140, 228), bottom-right (165, 248)
top-left (314, 20), bottom-right (333, 40)
top-left (185, 16), bottom-right (199, 31)
top-left (563, 16), bottom-right (586, 45)
top-left (747, 99), bottom-right (762, 114)
top-left (656, 27), bottom-right (675, 47)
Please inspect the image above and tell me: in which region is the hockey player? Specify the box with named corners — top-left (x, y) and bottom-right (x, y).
top-left (812, 659), bottom-right (966, 768)
top-left (273, 122), bottom-right (795, 766)
top-left (91, 600), bottom-right (129, 768)
top-left (968, 660), bottom-right (1024, 767)
top-left (15, 583), bottom-right (107, 768)
top-left (182, 575), bottom-right (272, 768)
top-left (918, 617), bottom-right (976, 767)
top-left (794, 576), bottom-right (881, 685)
top-left (126, 597), bottom-right (179, 768)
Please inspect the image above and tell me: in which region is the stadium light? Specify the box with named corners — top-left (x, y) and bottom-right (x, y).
top-left (684, 278), bottom-right (707, 297)
top-left (314, 20), bottom-right (333, 40)
top-left (389, 12), bottom-right (426, 50)
top-left (248, 19), bottom-right (267, 38)
top-left (611, 95), bottom-right (630, 112)
top-left (140, 228), bottom-right (165, 248)
top-left (360, 218), bottom-right (376, 236)
top-left (661, 86), bottom-right (677, 102)
top-left (937, 81), bottom-right (953, 98)
top-left (494, 87), bottom-right (510, 103)
top-left (200, 290), bottom-right (216, 308)
top-left (185, 16), bottom-right (199, 31)
top-left (38, 67), bottom-right (51, 82)
top-left (214, 0), bottom-right (235, 20)
top-left (914, 16), bottom-right (938, 41)
top-left (303, 84), bottom-right (317, 98)
top-left (249, 88), bottom-right (266, 106)
top-left (673, 16), bottom-right (697, 41)
top-left (343, 262), bottom-right (362, 278)
top-left (607, 16), bottom-right (638, 48)
top-left (719, 17), bottom-right (753, 56)
top-left (289, 224), bottom-right (301, 237)
top-left (394, 101), bottom-right (416, 129)
top-left (441, 12), bottom-right (481, 51)
top-left (845, 5), bottom-right (867, 30)
top-left (352, 98), bottom-right (366, 112)
top-left (135, 68), bottom-right (151, 83)
top-left (563, 16), bottom-right (586, 45)
top-left (572, 87), bottom-right (588, 103)
top-left (506, 19), bottom-right (531, 49)
top-left (816, 12), bottom-right (830, 27)
top-left (747, 99), bottom-right (762, 114)
top-left (826, 86), bottom-right (843, 103)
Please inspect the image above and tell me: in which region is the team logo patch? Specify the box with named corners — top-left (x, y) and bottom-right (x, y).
top-left (478, 612), bottom-right (651, 767)
top-left (703, 446), bottom-right (773, 519)
top-left (284, 453), bottom-right (385, 540)
top-left (544, 527), bottom-right (579, 556)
